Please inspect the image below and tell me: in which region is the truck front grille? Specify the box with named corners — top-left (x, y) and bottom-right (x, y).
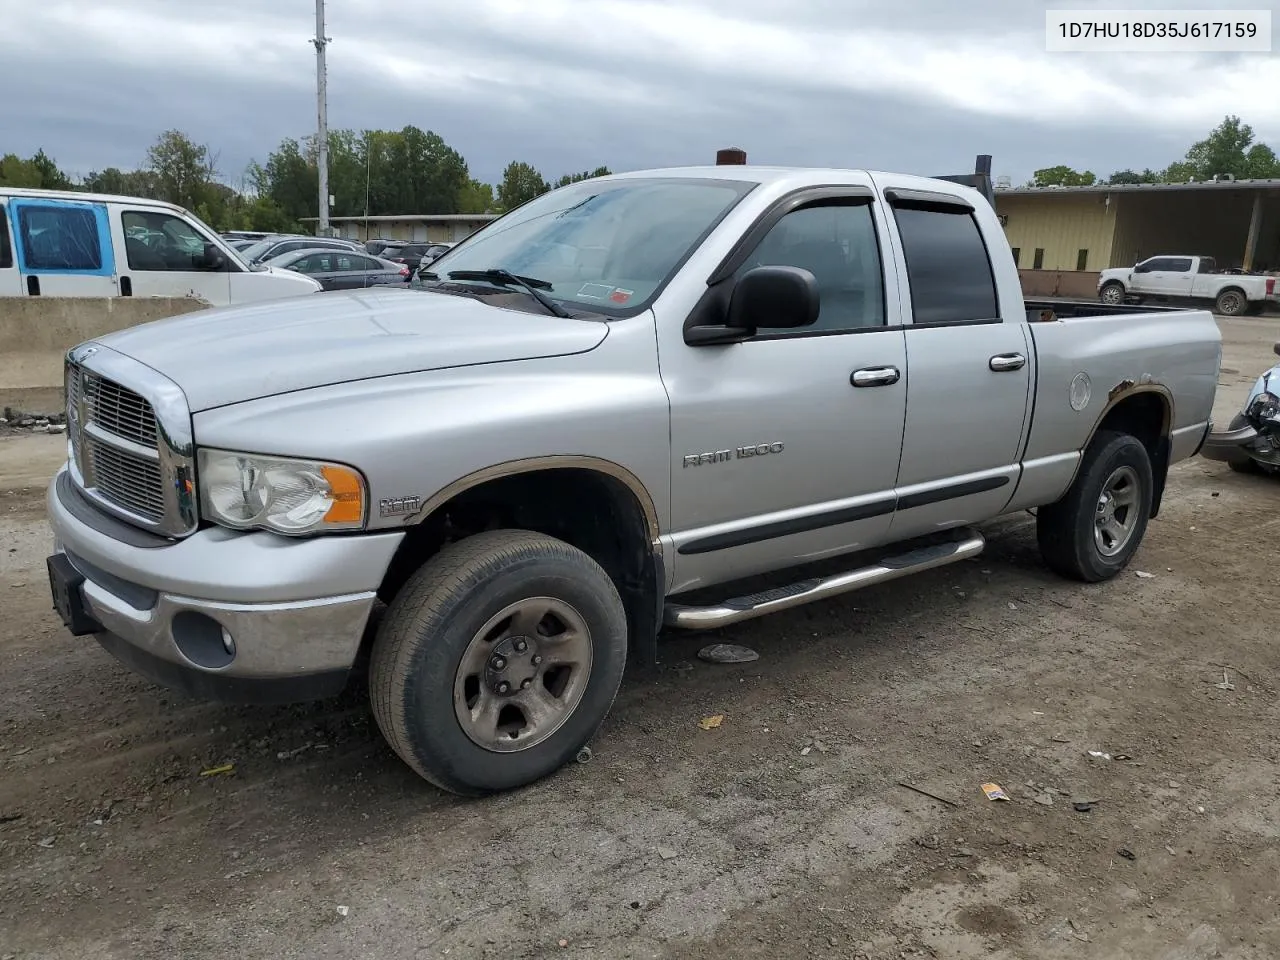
top-left (65, 351), bottom-right (197, 538)
top-left (82, 374), bottom-right (158, 448)
top-left (84, 436), bottom-right (166, 521)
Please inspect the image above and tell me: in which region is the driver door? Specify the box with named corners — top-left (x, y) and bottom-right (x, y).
top-left (113, 208), bottom-right (231, 306)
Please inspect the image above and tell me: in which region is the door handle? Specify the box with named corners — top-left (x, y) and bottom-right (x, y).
top-left (851, 366), bottom-right (901, 388)
top-left (989, 353), bottom-right (1026, 372)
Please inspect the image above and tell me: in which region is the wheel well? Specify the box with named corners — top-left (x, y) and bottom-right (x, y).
top-left (1094, 391), bottom-right (1171, 517)
top-left (378, 468), bottom-right (661, 667)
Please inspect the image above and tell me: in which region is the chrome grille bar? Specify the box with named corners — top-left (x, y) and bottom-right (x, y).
top-left (65, 343), bottom-right (197, 538)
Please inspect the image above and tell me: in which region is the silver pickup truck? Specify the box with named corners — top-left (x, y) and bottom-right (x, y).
top-left (45, 164), bottom-right (1222, 794)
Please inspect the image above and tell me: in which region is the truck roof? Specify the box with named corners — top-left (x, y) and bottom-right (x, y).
top-left (604, 165), bottom-right (987, 199)
top-left (0, 186), bottom-right (192, 218)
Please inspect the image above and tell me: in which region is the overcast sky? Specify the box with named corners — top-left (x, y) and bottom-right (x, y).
top-left (1, 0), bottom-right (1277, 198)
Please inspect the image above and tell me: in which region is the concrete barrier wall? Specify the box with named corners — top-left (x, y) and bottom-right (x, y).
top-left (1018, 269), bottom-right (1102, 299)
top-left (0, 297), bottom-right (209, 415)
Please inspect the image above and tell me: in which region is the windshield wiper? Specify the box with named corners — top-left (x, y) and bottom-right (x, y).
top-left (446, 269), bottom-right (571, 318)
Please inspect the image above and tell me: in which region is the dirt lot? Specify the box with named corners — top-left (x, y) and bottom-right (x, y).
top-left (2, 316), bottom-right (1278, 960)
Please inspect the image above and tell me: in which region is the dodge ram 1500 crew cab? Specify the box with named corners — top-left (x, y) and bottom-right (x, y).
top-left (46, 164), bottom-right (1223, 795)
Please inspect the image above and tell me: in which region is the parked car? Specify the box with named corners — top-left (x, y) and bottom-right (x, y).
top-left (378, 242), bottom-right (439, 272)
top-left (1098, 255), bottom-right (1278, 316)
top-left (1200, 340), bottom-right (1280, 475)
top-left (364, 238), bottom-right (397, 256)
top-left (238, 235), bottom-right (363, 266)
top-left (0, 188), bottom-right (319, 304)
top-left (266, 247), bottom-right (410, 290)
top-left (44, 163), bottom-right (1220, 796)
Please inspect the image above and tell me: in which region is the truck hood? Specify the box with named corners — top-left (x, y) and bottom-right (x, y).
top-left (95, 287), bottom-right (609, 411)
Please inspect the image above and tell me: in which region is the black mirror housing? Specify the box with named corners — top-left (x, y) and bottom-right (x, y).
top-left (1273, 341), bottom-right (1279, 358)
top-left (727, 265), bottom-right (820, 332)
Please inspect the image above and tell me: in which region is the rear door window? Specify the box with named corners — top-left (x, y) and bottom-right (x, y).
top-left (16, 204), bottom-right (107, 272)
top-left (891, 201), bottom-right (999, 324)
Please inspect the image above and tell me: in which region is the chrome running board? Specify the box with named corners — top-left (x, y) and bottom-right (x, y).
top-left (663, 529), bottom-right (986, 630)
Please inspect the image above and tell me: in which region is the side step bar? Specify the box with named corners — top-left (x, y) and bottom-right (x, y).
top-left (663, 529), bottom-right (986, 630)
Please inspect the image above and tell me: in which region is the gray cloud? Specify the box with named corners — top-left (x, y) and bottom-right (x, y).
top-left (0, 0), bottom-right (1275, 194)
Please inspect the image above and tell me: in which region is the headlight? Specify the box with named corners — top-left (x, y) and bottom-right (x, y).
top-left (197, 449), bottom-right (366, 535)
top-left (1248, 391), bottom-right (1279, 423)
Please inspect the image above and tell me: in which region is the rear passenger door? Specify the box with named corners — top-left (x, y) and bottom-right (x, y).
top-left (0, 202), bottom-right (20, 296)
top-left (872, 179), bottom-right (1032, 540)
top-left (9, 198), bottom-right (116, 297)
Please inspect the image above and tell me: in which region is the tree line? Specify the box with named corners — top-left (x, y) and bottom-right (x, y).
top-left (1030, 115), bottom-right (1280, 188)
top-left (0, 126), bottom-right (611, 234)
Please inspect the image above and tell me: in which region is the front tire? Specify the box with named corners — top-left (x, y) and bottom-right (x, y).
top-left (1037, 430), bottom-right (1154, 582)
top-left (369, 530), bottom-right (628, 795)
top-left (1099, 281), bottom-right (1125, 305)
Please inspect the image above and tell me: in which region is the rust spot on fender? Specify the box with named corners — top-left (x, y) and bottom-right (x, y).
top-left (1108, 378), bottom-right (1137, 401)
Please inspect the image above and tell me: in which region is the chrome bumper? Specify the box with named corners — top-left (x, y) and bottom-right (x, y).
top-left (47, 466), bottom-right (405, 702)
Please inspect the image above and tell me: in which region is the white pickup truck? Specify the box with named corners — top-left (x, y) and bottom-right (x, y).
top-left (1098, 255), bottom-right (1278, 316)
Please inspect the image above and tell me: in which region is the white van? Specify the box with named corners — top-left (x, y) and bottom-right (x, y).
top-left (0, 188), bottom-right (321, 305)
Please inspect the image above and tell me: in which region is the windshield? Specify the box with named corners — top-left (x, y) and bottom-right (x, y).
top-left (426, 177), bottom-right (754, 312)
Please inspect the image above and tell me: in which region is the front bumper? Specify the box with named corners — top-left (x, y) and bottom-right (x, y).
top-left (47, 467), bottom-right (405, 703)
top-left (1200, 423), bottom-right (1261, 462)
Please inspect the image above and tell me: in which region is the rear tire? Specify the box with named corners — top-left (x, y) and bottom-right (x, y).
top-left (1037, 430), bottom-right (1153, 582)
top-left (1215, 288), bottom-right (1247, 316)
top-left (369, 529), bottom-right (628, 795)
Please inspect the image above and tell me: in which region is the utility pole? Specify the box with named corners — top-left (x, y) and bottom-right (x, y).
top-left (313, 0), bottom-right (330, 236)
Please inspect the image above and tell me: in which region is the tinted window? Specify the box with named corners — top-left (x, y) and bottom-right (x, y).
top-left (1144, 258), bottom-right (1174, 271)
top-left (122, 211), bottom-right (219, 271)
top-left (1165, 257), bottom-right (1193, 272)
top-left (0, 204), bottom-right (11, 269)
top-left (734, 201), bottom-right (885, 334)
top-left (289, 254), bottom-right (330, 273)
top-left (352, 255), bottom-right (382, 271)
top-left (17, 205), bottom-right (102, 271)
top-left (893, 205), bottom-right (998, 324)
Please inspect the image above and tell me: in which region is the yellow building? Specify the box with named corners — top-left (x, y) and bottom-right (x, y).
top-left (995, 180), bottom-right (1280, 278)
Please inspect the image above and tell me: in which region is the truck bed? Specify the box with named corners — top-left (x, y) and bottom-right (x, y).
top-left (1023, 298), bottom-right (1185, 321)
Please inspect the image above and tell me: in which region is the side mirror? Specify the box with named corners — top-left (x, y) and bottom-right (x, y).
top-left (200, 243), bottom-right (227, 271)
top-left (1273, 341), bottom-right (1279, 358)
top-left (685, 266), bottom-right (820, 345)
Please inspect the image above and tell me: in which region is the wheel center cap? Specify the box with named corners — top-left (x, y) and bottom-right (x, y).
top-left (486, 635), bottom-right (539, 696)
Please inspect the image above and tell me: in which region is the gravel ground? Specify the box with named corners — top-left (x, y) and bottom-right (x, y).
top-left (1, 316), bottom-right (1278, 960)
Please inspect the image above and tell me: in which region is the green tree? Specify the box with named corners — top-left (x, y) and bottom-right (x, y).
top-left (1176, 115), bottom-right (1280, 181)
top-left (459, 178), bottom-right (495, 214)
top-left (1031, 165), bottom-right (1097, 187)
top-left (497, 161), bottom-right (549, 211)
top-left (1107, 168), bottom-right (1160, 185)
top-left (251, 137), bottom-right (317, 222)
top-left (82, 166), bottom-right (162, 197)
top-left (0, 154), bottom-right (44, 187)
top-left (30, 149), bottom-right (73, 190)
top-left (553, 165), bottom-right (612, 188)
top-left (146, 129), bottom-right (217, 211)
